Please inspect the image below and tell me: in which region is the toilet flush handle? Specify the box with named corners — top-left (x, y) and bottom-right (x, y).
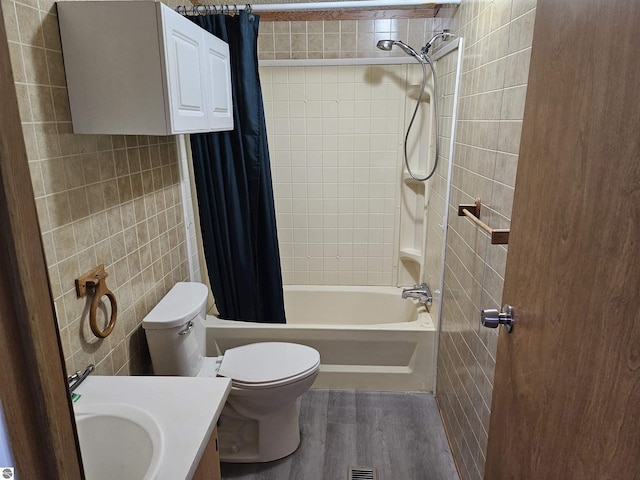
top-left (178, 321), bottom-right (195, 336)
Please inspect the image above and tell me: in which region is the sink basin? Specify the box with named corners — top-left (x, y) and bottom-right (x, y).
top-left (74, 404), bottom-right (165, 480)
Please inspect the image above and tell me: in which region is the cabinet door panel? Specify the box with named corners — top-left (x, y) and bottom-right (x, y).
top-left (174, 35), bottom-right (204, 111)
top-left (161, 6), bottom-right (208, 133)
top-left (203, 34), bottom-right (234, 131)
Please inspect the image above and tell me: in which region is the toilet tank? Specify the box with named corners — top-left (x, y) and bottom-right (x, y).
top-left (142, 282), bottom-right (208, 376)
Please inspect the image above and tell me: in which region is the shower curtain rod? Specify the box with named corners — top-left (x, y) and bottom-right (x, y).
top-left (177, 0), bottom-right (460, 16)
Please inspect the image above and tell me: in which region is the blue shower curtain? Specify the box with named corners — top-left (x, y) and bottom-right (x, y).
top-left (189, 11), bottom-right (286, 323)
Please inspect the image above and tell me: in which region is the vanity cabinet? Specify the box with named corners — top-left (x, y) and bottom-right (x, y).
top-left (193, 427), bottom-right (221, 480)
top-left (57, 1), bottom-right (233, 135)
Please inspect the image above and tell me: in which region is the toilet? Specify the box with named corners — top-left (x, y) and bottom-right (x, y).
top-left (142, 282), bottom-right (320, 463)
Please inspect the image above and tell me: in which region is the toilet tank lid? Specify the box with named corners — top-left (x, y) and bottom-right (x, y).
top-left (142, 282), bottom-right (209, 329)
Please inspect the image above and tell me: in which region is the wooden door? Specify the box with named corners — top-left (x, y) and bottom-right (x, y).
top-left (0, 2), bottom-right (82, 478)
top-left (485, 0), bottom-right (640, 478)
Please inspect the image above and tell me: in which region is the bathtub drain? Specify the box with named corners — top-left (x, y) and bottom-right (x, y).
top-left (348, 466), bottom-right (376, 480)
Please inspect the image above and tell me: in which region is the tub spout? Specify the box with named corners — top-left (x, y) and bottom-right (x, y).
top-left (401, 283), bottom-right (433, 306)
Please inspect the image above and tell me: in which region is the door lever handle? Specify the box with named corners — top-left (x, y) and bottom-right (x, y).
top-left (481, 304), bottom-right (514, 333)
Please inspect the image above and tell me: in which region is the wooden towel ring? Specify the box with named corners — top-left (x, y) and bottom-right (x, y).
top-left (75, 265), bottom-right (118, 339)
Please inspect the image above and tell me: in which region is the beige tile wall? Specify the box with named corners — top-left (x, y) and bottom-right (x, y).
top-left (3, 0), bottom-right (190, 376)
top-left (199, 0), bottom-right (436, 61)
top-left (435, 1), bottom-right (536, 479)
top-left (258, 18), bottom-right (434, 60)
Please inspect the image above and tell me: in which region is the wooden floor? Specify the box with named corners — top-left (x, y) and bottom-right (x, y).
top-left (221, 389), bottom-right (459, 480)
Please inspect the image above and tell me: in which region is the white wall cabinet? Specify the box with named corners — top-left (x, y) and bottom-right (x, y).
top-left (57, 1), bottom-right (233, 135)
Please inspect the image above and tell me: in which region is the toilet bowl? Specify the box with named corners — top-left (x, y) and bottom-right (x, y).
top-left (142, 282), bottom-right (320, 463)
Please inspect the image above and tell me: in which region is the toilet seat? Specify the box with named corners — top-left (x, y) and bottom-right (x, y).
top-left (230, 364), bottom-right (319, 390)
top-left (217, 342), bottom-right (320, 390)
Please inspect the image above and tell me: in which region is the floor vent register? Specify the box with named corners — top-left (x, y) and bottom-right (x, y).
top-left (348, 466), bottom-right (377, 480)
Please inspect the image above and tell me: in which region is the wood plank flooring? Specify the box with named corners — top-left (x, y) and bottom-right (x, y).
top-left (221, 389), bottom-right (459, 480)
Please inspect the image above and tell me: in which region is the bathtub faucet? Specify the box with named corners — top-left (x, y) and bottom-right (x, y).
top-left (401, 283), bottom-right (433, 306)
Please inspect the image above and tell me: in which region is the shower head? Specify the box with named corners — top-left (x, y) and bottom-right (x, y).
top-left (376, 39), bottom-right (423, 61)
top-left (376, 39), bottom-right (394, 51)
top-left (422, 30), bottom-right (455, 55)
top-left (377, 31), bottom-right (455, 61)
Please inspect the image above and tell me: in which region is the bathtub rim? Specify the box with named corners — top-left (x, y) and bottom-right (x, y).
top-left (206, 315), bottom-right (434, 331)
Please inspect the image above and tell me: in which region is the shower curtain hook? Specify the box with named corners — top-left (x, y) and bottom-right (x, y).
top-left (233, 4), bottom-right (238, 15)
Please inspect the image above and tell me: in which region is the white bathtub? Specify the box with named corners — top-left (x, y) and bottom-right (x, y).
top-left (206, 285), bottom-right (435, 392)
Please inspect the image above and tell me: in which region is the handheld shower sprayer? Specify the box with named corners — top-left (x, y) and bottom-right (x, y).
top-left (375, 39), bottom-right (422, 61)
top-left (375, 30), bottom-right (455, 182)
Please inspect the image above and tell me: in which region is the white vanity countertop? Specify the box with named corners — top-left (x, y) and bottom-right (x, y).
top-left (73, 376), bottom-right (231, 480)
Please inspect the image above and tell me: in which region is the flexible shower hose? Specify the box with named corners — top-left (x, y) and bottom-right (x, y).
top-left (404, 54), bottom-right (440, 182)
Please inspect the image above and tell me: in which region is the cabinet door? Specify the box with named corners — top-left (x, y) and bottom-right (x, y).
top-left (203, 33), bottom-right (234, 131)
top-left (193, 428), bottom-right (221, 480)
top-left (160, 4), bottom-right (209, 133)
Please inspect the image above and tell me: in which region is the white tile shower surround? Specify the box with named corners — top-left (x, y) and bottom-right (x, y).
top-left (261, 64), bottom-right (427, 286)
